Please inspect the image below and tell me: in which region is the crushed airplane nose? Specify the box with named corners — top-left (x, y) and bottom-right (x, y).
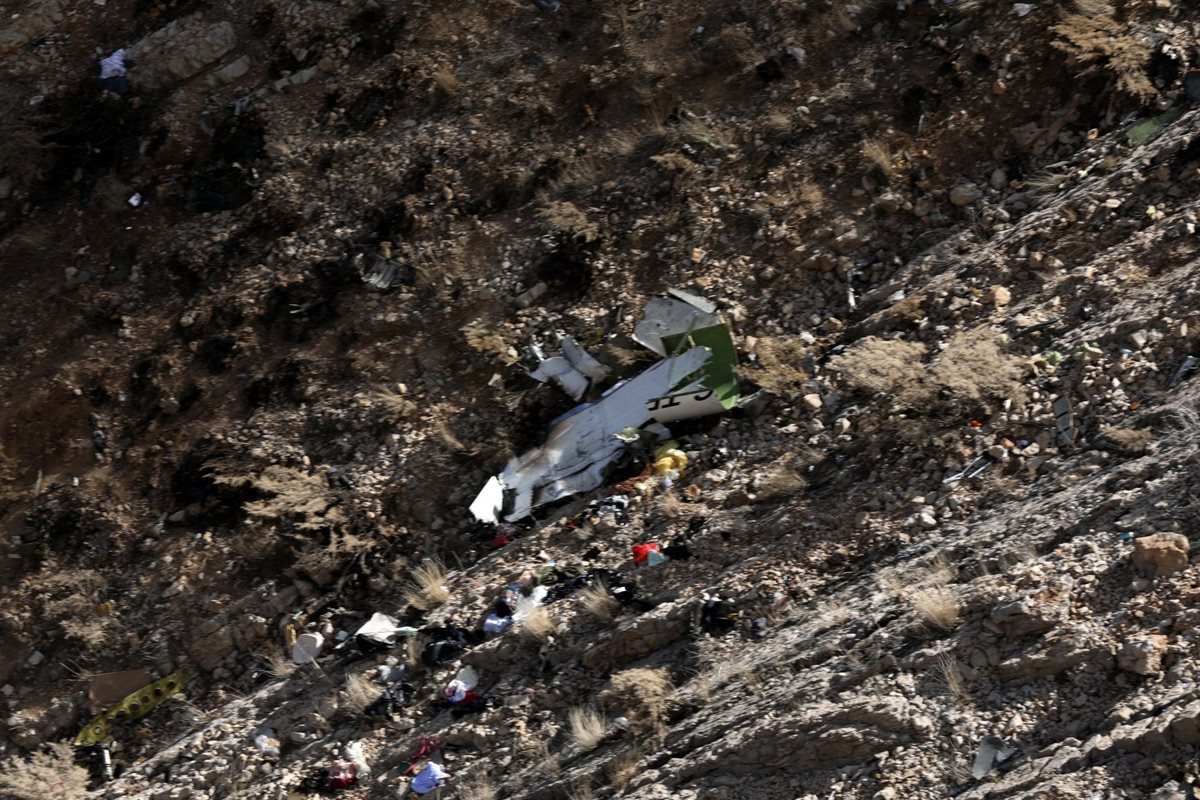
top-left (470, 290), bottom-right (739, 523)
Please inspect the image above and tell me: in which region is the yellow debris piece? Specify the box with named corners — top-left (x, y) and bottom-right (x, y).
top-left (652, 442), bottom-right (687, 478)
top-left (74, 671), bottom-right (188, 746)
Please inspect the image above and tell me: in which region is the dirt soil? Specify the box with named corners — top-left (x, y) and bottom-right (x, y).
top-left (2, 0), bottom-right (1200, 798)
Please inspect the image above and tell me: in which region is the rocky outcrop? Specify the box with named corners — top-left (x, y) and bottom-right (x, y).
top-left (127, 15), bottom-right (237, 89)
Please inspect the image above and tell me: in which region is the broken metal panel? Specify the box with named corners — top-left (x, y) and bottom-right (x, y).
top-left (943, 454), bottom-right (992, 485)
top-left (75, 671), bottom-right (188, 746)
top-left (476, 347), bottom-right (713, 521)
top-left (633, 296), bottom-right (721, 356)
top-left (529, 336), bottom-right (611, 400)
top-left (469, 476), bottom-right (504, 524)
top-left (653, 323), bottom-right (740, 421)
top-left (1053, 395), bottom-right (1077, 447)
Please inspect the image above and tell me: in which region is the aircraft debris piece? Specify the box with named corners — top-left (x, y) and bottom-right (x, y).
top-left (530, 336), bottom-right (611, 400)
top-left (470, 290), bottom-right (739, 522)
top-left (75, 671), bottom-right (188, 746)
top-left (1053, 395), bottom-right (1077, 447)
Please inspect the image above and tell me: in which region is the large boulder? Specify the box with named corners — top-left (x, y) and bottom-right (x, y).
top-left (1132, 533), bottom-right (1190, 578)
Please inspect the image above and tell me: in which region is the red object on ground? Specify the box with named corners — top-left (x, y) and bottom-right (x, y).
top-left (491, 533), bottom-right (511, 549)
top-left (631, 543), bottom-right (662, 564)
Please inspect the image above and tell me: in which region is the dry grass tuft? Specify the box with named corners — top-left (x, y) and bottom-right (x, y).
top-left (403, 559), bottom-right (451, 610)
top-left (340, 672), bottom-right (381, 716)
top-left (1100, 426), bottom-right (1153, 454)
top-left (606, 749), bottom-right (642, 792)
top-left (567, 783), bottom-right (595, 800)
top-left (830, 329), bottom-right (1025, 408)
top-left (580, 582), bottom-right (619, 623)
top-left (911, 586), bottom-right (961, 630)
top-left (262, 649), bottom-right (297, 680)
top-left (751, 335), bottom-right (812, 395)
top-left (937, 652), bottom-right (966, 698)
top-left (517, 604), bottom-right (555, 642)
top-left (861, 137), bottom-right (899, 180)
top-left (599, 668), bottom-right (672, 740)
top-left (539, 201), bottom-right (599, 243)
top-left (433, 67), bottom-right (461, 97)
top-left (828, 336), bottom-right (926, 396)
top-left (568, 707), bottom-right (608, 751)
top-left (0, 743), bottom-right (89, 800)
top-left (1053, 0), bottom-right (1155, 100)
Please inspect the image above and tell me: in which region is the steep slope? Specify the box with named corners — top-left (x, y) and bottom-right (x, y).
top-left (1, 0), bottom-right (1199, 798)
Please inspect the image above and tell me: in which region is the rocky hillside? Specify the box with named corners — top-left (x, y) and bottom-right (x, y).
top-left (2, 0), bottom-right (1200, 798)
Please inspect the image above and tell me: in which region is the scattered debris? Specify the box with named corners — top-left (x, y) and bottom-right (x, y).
top-left (410, 761), bottom-right (450, 794)
top-left (530, 336), bottom-right (611, 400)
top-left (292, 632), bottom-right (325, 664)
top-left (75, 672), bottom-right (188, 746)
top-left (471, 290), bottom-right (738, 522)
top-left (252, 727), bottom-right (280, 758)
top-left (354, 613), bottom-right (418, 654)
top-left (1053, 395), bottom-right (1077, 447)
top-left (943, 454), bottom-right (992, 484)
top-left (1171, 355), bottom-right (1196, 387)
top-left (971, 735), bottom-right (1016, 779)
top-left (97, 48), bottom-right (129, 94)
top-left (631, 542), bottom-right (665, 566)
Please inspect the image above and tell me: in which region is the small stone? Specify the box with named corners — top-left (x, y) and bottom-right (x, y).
top-left (876, 192), bottom-right (903, 214)
top-left (27, 651), bottom-right (45, 666)
top-left (989, 168), bottom-right (1008, 190)
top-left (802, 393), bottom-right (822, 411)
top-left (1012, 3), bottom-right (1032, 16)
top-left (1117, 634), bottom-right (1168, 675)
top-left (984, 285), bottom-right (1012, 306)
top-left (950, 183), bottom-right (982, 207)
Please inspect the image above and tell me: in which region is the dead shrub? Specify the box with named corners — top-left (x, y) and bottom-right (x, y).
top-left (1053, 1), bottom-right (1155, 100)
top-left (462, 321), bottom-right (518, 364)
top-left (339, 672), bottom-right (380, 716)
top-left (927, 330), bottom-right (1026, 404)
top-left (215, 466), bottom-right (344, 532)
top-left (539, 201), bottom-right (599, 243)
top-left (830, 329), bottom-right (1025, 408)
top-left (433, 67), bottom-right (460, 97)
top-left (568, 707), bottom-right (608, 751)
top-left (699, 23), bottom-right (759, 72)
top-left (0, 743), bottom-right (89, 800)
top-left (598, 667), bottom-right (672, 741)
top-left (755, 464), bottom-right (807, 500)
top-left (580, 583), bottom-right (619, 623)
top-left (292, 531), bottom-right (371, 587)
top-left (262, 649), bottom-right (297, 680)
top-left (861, 137), bottom-right (899, 180)
top-left (517, 604), bottom-right (555, 642)
top-left (605, 749), bottom-right (642, 793)
top-left (751, 336), bottom-right (812, 395)
top-left (828, 337), bottom-right (926, 396)
top-left (910, 586), bottom-right (960, 630)
top-left (1099, 426), bottom-right (1153, 454)
top-left (403, 559), bottom-right (451, 609)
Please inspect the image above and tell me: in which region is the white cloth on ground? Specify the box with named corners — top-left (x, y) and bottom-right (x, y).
top-left (99, 49), bottom-right (127, 79)
top-left (411, 762), bottom-right (448, 794)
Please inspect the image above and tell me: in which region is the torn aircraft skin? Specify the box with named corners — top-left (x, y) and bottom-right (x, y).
top-left (470, 290), bottom-right (739, 523)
